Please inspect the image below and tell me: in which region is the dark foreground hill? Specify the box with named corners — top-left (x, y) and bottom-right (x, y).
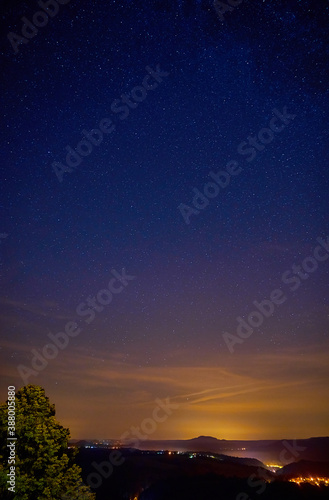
top-left (278, 460), bottom-right (329, 479)
top-left (76, 448), bottom-right (329, 500)
top-left (139, 474), bottom-right (329, 500)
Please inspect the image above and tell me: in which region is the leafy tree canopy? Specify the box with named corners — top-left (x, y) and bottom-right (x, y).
top-left (0, 385), bottom-right (95, 500)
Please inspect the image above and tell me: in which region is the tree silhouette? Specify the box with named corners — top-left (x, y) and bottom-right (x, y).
top-left (0, 385), bottom-right (95, 500)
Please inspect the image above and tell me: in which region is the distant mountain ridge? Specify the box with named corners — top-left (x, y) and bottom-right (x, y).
top-left (69, 436), bottom-right (329, 464)
top-left (122, 436), bottom-right (329, 464)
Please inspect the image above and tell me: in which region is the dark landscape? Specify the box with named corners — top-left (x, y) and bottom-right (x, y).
top-left (75, 441), bottom-right (329, 500)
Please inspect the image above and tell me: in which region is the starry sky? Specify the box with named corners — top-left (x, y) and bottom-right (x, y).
top-left (0, 0), bottom-right (328, 440)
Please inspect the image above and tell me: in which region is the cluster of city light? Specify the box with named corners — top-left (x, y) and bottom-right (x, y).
top-left (289, 476), bottom-right (329, 487)
top-left (265, 464), bottom-right (283, 472)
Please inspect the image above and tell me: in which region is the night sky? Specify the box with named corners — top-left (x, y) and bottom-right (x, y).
top-left (0, 0), bottom-right (329, 440)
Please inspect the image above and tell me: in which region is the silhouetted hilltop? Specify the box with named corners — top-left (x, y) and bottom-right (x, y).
top-left (190, 435), bottom-right (225, 441)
